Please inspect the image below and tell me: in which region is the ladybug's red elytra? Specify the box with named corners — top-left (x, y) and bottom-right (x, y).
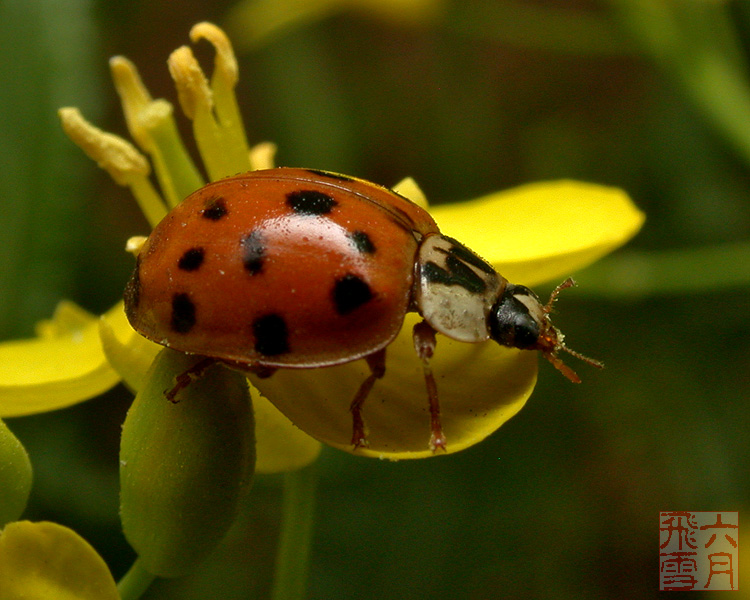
top-left (124, 167), bottom-right (601, 451)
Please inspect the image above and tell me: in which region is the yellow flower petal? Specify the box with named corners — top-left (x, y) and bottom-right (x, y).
top-left (431, 180), bottom-right (644, 286)
top-left (252, 386), bottom-right (322, 473)
top-left (248, 313), bottom-right (537, 460)
top-left (99, 302), bottom-right (161, 393)
top-left (0, 420), bottom-right (32, 527)
top-left (0, 521), bottom-right (118, 600)
top-left (34, 301), bottom-right (93, 339)
top-left (0, 302), bottom-right (122, 418)
top-left (392, 176), bottom-right (429, 210)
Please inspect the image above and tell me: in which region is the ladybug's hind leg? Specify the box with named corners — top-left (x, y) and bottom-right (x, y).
top-left (349, 349), bottom-right (386, 449)
top-left (413, 320), bottom-right (447, 452)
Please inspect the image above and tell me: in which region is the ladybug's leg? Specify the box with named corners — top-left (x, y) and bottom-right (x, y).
top-left (165, 356), bottom-right (215, 402)
top-left (349, 349), bottom-right (386, 449)
top-left (413, 320), bottom-right (447, 452)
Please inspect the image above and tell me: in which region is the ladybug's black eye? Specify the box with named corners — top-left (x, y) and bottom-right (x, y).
top-left (489, 285), bottom-right (542, 350)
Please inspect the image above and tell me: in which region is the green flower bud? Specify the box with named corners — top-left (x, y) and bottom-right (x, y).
top-left (120, 349), bottom-right (255, 577)
top-left (0, 420), bottom-right (32, 527)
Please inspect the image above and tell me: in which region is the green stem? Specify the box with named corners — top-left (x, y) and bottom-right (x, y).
top-left (575, 240), bottom-right (750, 299)
top-left (117, 557), bottom-right (156, 600)
top-left (271, 461), bottom-right (318, 600)
top-left (605, 0), bottom-right (750, 170)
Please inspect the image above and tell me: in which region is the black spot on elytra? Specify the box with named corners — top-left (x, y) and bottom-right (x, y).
top-left (124, 257), bottom-right (141, 310)
top-left (304, 169), bottom-right (355, 183)
top-left (240, 230), bottom-right (265, 274)
top-left (201, 195), bottom-right (228, 220)
top-left (333, 274), bottom-right (373, 315)
top-left (171, 293), bottom-right (196, 334)
top-left (253, 314), bottom-right (289, 356)
top-left (287, 190), bottom-right (338, 215)
top-left (178, 247), bottom-right (205, 271)
top-left (348, 230), bottom-right (376, 254)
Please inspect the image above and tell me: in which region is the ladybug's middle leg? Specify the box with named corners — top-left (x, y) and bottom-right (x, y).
top-left (413, 320), bottom-right (447, 452)
top-left (349, 349), bottom-right (386, 449)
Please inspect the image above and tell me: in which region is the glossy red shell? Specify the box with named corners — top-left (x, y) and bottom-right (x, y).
top-left (124, 168), bottom-right (440, 368)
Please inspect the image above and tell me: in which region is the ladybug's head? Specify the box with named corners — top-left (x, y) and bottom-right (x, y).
top-left (488, 278), bottom-right (603, 383)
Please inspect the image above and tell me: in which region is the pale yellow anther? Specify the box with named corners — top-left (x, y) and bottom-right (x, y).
top-left (110, 56), bottom-right (152, 149)
top-left (59, 107), bottom-right (150, 186)
top-left (190, 22), bottom-right (238, 88)
top-left (172, 23), bottom-right (251, 180)
top-left (249, 142), bottom-right (278, 171)
top-left (392, 177), bottom-right (429, 210)
top-left (126, 236), bottom-right (148, 256)
top-left (111, 56), bottom-right (178, 155)
top-left (168, 46), bottom-right (213, 121)
top-left (110, 57), bottom-right (152, 106)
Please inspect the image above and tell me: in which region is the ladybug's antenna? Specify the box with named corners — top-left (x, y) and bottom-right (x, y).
top-left (559, 343), bottom-right (604, 369)
top-left (541, 278), bottom-right (604, 383)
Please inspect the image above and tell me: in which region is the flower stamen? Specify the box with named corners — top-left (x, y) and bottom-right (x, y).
top-left (110, 56), bottom-right (204, 205)
top-left (168, 24), bottom-right (251, 180)
top-left (58, 107), bottom-right (167, 227)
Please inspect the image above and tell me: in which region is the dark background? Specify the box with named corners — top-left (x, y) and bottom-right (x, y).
top-left (1, 1), bottom-right (748, 598)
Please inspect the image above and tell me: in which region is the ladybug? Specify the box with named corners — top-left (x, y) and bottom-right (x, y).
top-left (124, 168), bottom-right (601, 451)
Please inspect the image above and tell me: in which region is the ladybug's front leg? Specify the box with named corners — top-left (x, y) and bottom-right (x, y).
top-left (165, 356), bottom-right (216, 402)
top-left (413, 320), bottom-right (447, 452)
top-left (349, 349), bottom-right (386, 449)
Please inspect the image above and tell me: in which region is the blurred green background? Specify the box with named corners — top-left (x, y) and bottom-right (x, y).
top-left (1, 0), bottom-right (749, 598)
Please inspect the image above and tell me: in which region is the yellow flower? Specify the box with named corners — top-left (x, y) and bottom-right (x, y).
top-left (0, 521), bottom-right (119, 600)
top-left (0, 22), bottom-right (643, 463)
